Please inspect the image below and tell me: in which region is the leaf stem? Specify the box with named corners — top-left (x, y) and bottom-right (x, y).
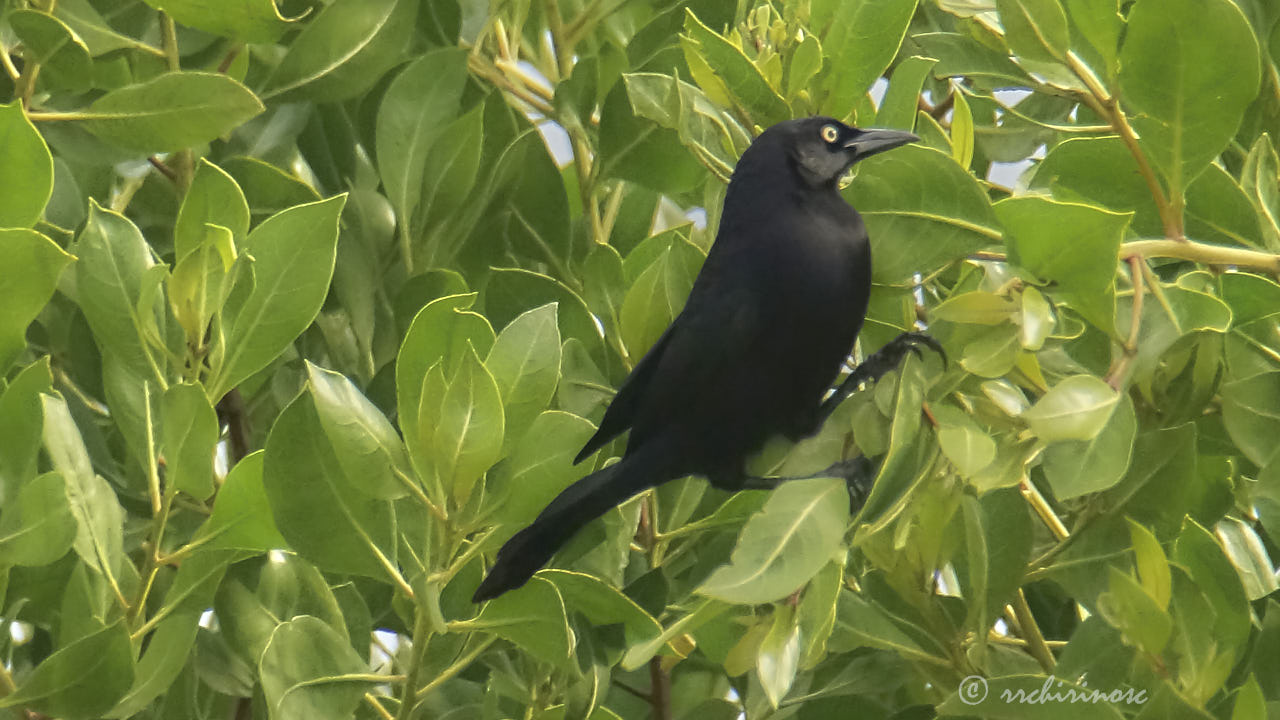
top-left (0, 38), bottom-right (19, 84)
top-left (159, 11), bottom-right (180, 72)
top-left (415, 636), bottom-right (497, 696)
top-left (1019, 473), bottom-right (1068, 541)
top-left (1065, 52), bottom-right (1182, 240)
top-left (365, 694), bottom-right (396, 720)
top-left (395, 606), bottom-right (432, 720)
top-left (1105, 255), bottom-right (1145, 389)
top-left (1010, 589), bottom-right (1055, 672)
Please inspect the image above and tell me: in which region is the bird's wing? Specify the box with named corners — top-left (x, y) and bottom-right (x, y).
top-left (574, 248), bottom-right (760, 464)
top-left (573, 325), bottom-right (676, 464)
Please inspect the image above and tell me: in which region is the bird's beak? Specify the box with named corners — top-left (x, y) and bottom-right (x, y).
top-left (844, 129), bottom-right (919, 159)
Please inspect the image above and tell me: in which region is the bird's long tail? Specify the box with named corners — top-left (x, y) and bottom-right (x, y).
top-left (473, 448), bottom-right (665, 602)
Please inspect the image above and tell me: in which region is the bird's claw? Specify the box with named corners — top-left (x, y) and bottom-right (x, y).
top-left (846, 331), bottom-right (946, 388)
top-left (818, 457), bottom-right (876, 512)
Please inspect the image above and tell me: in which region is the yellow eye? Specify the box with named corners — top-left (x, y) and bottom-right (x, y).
top-left (820, 124), bottom-right (839, 143)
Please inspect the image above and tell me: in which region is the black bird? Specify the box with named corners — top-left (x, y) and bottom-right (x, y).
top-left (473, 117), bottom-right (937, 602)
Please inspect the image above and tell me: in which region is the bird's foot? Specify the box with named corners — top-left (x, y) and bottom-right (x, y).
top-left (816, 456), bottom-right (876, 513)
top-left (847, 331), bottom-right (946, 388)
top-left (816, 332), bottom-right (945, 426)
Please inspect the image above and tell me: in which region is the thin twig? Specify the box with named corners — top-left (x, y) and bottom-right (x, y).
top-left (1065, 52), bottom-right (1181, 240)
top-left (1011, 589), bottom-right (1056, 673)
top-left (1106, 255), bottom-right (1145, 389)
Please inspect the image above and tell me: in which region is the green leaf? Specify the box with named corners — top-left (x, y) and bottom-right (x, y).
top-left (262, 0), bottom-right (415, 101)
top-left (681, 9), bottom-right (789, 127)
top-left (1127, 518), bottom-right (1171, 609)
top-left (934, 405), bottom-right (997, 477)
top-left (845, 144), bottom-right (999, 284)
top-left (213, 195), bottom-right (345, 399)
top-left (621, 240), bottom-right (700, 358)
top-left (996, 0), bottom-right (1072, 79)
top-left (490, 410), bottom-right (597, 541)
top-left (483, 268), bottom-right (599, 359)
top-left (74, 201), bottom-right (163, 381)
top-left (1221, 371), bottom-right (1280, 467)
top-left (161, 383), bottom-right (219, 500)
top-left (108, 549), bottom-right (235, 718)
top-left (959, 324), bottom-right (1021, 378)
top-left (195, 452), bottom-right (288, 552)
top-left (175, 159), bottom-right (250, 261)
top-left (599, 83), bottom-right (704, 193)
top-left (757, 605), bottom-right (800, 708)
top-left (41, 394), bottom-right (125, 581)
top-left (306, 362), bottom-right (411, 500)
top-left (877, 56), bottom-right (938, 130)
top-left (1020, 375), bottom-right (1120, 443)
top-left (79, 72), bottom-right (264, 153)
top-left (263, 393), bottom-right (397, 578)
top-left (169, 224), bottom-right (234, 344)
top-left (1215, 517), bottom-right (1280, 600)
top-left (259, 616), bottom-right (374, 720)
top-left (1064, 0), bottom-right (1122, 74)
top-left (1118, 0), bottom-right (1260, 191)
top-left (0, 102), bottom-right (53, 229)
top-left (1030, 137), bottom-right (1161, 236)
top-left (1019, 286), bottom-right (1054, 350)
top-left (1231, 676), bottom-right (1265, 720)
top-left (54, 0), bottom-right (159, 56)
top-left (436, 345), bottom-right (504, 506)
top-left (486, 303), bottom-right (563, 451)
top-left (913, 32), bottom-right (1032, 87)
top-left (796, 561), bottom-right (842, 669)
top-left (787, 34), bottom-right (823, 98)
top-left (950, 90), bottom-right (974, 169)
top-left (933, 291), bottom-right (1020, 325)
top-left (1173, 519), bottom-right (1250, 651)
top-left (1241, 134), bottom-right (1280, 248)
top-left (1041, 393), bottom-right (1136, 499)
top-left (471, 576), bottom-right (574, 671)
top-left (0, 472), bottom-right (75, 567)
top-left (0, 229), bottom-right (73, 373)
top-left (9, 10), bottom-right (92, 92)
top-left (0, 621), bottom-right (133, 718)
top-left (541, 569), bottom-right (662, 645)
top-left (396, 293), bottom-right (494, 458)
top-left (137, 0), bottom-right (290, 42)
top-left (1098, 565), bottom-right (1172, 654)
top-left (698, 478), bottom-right (851, 604)
top-left (831, 590), bottom-right (947, 666)
top-left (0, 358), bottom-right (53, 490)
top-left (820, 0), bottom-right (919, 119)
top-left (997, 196), bottom-right (1131, 333)
top-left (415, 101), bottom-right (485, 251)
top-left (375, 48), bottom-right (469, 243)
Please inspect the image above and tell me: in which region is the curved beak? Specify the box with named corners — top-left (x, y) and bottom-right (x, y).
top-left (844, 129), bottom-right (919, 159)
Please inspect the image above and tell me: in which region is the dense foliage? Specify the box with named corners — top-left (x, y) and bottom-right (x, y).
top-left (1, 0), bottom-right (1280, 718)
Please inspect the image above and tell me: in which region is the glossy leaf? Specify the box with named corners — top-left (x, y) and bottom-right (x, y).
top-left (213, 195), bottom-right (345, 398)
top-left (0, 229), bottom-right (73, 373)
top-left (1021, 375), bottom-right (1120, 443)
top-left (0, 101), bottom-right (53, 227)
top-left (79, 72), bottom-right (264, 153)
top-left (699, 478), bottom-right (850, 604)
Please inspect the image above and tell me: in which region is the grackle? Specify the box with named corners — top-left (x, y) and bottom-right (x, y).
top-left (473, 117), bottom-right (939, 602)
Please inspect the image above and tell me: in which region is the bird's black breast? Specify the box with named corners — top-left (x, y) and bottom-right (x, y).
top-left (620, 188), bottom-right (871, 475)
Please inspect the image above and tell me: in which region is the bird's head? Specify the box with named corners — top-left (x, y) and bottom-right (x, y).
top-left (771, 116), bottom-right (918, 188)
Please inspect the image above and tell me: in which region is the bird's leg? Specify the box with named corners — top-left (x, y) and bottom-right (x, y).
top-left (816, 331), bottom-right (946, 426)
top-left (710, 456), bottom-right (877, 512)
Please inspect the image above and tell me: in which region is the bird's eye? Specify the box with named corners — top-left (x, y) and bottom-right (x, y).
top-left (820, 124), bottom-right (839, 143)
